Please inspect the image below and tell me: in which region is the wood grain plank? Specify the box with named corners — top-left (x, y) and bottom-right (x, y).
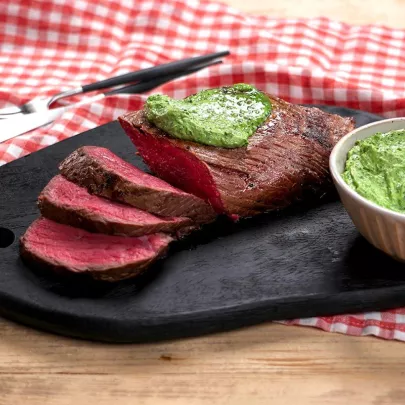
top-left (2, 373), bottom-right (405, 405)
top-left (0, 323), bottom-right (405, 377)
top-left (221, 0), bottom-right (405, 28)
top-left (1, 318), bottom-right (405, 376)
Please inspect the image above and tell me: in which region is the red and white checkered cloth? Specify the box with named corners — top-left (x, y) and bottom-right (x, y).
top-left (2, 0), bottom-right (405, 340)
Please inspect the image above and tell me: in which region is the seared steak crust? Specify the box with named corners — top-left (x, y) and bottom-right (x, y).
top-left (38, 175), bottom-right (194, 237)
top-left (59, 146), bottom-right (216, 223)
top-left (119, 94), bottom-right (355, 218)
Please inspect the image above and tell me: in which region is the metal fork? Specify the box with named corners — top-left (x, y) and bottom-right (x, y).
top-left (0, 50), bottom-right (229, 119)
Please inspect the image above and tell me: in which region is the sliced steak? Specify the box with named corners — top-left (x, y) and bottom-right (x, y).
top-left (38, 175), bottom-right (194, 237)
top-left (20, 217), bottom-right (173, 282)
top-left (119, 94), bottom-right (355, 219)
top-left (59, 146), bottom-right (216, 223)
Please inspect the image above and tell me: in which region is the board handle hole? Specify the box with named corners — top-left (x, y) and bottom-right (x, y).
top-left (0, 228), bottom-right (15, 248)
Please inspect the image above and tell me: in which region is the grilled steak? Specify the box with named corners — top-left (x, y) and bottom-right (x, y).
top-left (20, 217), bottom-right (173, 281)
top-left (59, 146), bottom-right (216, 223)
top-left (38, 175), bottom-right (194, 237)
top-left (119, 94), bottom-right (355, 218)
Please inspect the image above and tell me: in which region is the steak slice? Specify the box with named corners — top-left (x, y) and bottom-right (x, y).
top-left (119, 94), bottom-right (355, 218)
top-left (38, 175), bottom-right (194, 237)
top-left (20, 217), bottom-right (173, 282)
top-left (59, 146), bottom-right (216, 223)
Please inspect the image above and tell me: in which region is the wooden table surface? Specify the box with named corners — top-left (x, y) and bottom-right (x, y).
top-left (2, 1), bottom-right (405, 404)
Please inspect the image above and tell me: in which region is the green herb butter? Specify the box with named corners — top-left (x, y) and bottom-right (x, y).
top-left (342, 130), bottom-right (405, 213)
top-left (145, 83), bottom-right (272, 148)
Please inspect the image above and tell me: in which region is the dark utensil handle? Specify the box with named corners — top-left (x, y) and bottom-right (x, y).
top-left (105, 60), bottom-right (222, 96)
top-left (82, 50), bottom-right (229, 94)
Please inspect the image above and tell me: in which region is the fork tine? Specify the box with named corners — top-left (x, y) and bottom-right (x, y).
top-left (0, 105), bottom-right (22, 118)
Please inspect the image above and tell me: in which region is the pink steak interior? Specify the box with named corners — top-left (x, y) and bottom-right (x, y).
top-left (123, 124), bottom-right (226, 214)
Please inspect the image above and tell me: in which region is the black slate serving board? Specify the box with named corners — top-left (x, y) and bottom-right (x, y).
top-left (1, 105), bottom-right (403, 343)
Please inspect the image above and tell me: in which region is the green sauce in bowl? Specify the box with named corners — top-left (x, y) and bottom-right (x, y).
top-left (342, 129), bottom-right (405, 213)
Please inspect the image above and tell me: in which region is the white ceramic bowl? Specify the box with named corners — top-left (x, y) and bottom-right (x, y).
top-left (330, 117), bottom-right (405, 262)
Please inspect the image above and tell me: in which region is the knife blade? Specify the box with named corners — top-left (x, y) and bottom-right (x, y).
top-left (0, 93), bottom-right (106, 143)
top-left (0, 106), bottom-right (67, 143)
